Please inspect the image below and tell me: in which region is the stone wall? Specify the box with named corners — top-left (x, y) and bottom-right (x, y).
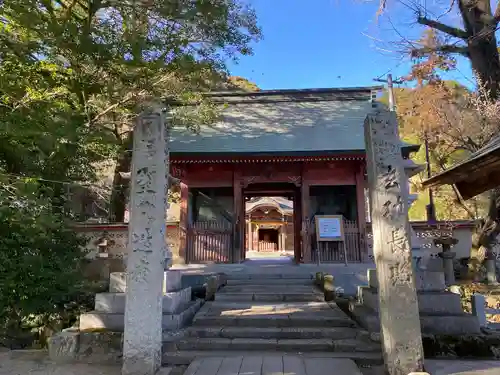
top-left (367, 221), bottom-right (475, 262)
top-left (76, 222), bottom-right (180, 280)
top-left (76, 220), bottom-right (475, 271)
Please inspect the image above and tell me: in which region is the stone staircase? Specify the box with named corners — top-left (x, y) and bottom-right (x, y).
top-left (162, 274), bottom-right (383, 366)
top-left (79, 271), bottom-right (202, 332)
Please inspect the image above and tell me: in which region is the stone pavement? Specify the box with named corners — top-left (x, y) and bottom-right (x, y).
top-left (3, 351), bottom-right (500, 375)
top-left (0, 350), bottom-right (174, 375)
top-left (360, 360), bottom-right (500, 375)
top-left (184, 356), bottom-right (362, 375)
top-left (425, 360), bottom-right (500, 375)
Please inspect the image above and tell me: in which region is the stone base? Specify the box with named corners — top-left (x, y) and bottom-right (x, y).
top-left (80, 299), bottom-right (203, 331)
top-left (348, 301), bottom-right (481, 335)
top-left (95, 287), bottom-right (191, 314)
top-left (367, 269), bottom-right (445, 291)
top-left (110, 270), bottom-right (182, 293)
top-left (357, 286), bottom-right (463, 315)
top-left (48, 330), bottom-right (188, 366)
top-left (359, 269), bottom-right (480, 335)
top-left (47, 330), bottom-right (122, 365)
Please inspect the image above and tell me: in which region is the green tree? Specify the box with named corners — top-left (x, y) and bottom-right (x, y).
top-left (2, 0), bottom-right (261, 221)
top-left (384, 83), bottom-right (489, 222)
top-left (378, 0), bottom-right (500, 268)
top-left (0, 0), bottom-right (262, 344)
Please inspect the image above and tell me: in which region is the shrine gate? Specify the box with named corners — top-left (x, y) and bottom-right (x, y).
top-left (168, 87), bottom-right (417, 264)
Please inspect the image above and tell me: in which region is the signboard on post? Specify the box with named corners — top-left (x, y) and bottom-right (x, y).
top-left (315, 215), bottom-right (345, 242)
top-left (314, 215), bottom-right (347, 266)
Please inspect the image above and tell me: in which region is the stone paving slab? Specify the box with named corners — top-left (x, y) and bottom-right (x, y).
top-left (184, 356), bottom-right (362, 375)
top-left (0, 351), bottom-right (173, 375)
top-left (360, 360), bottom-right (500, 375)
top-left (425, 359), bottom-right (500, 375)
top-left (162, 350), bottom-right (384, 367)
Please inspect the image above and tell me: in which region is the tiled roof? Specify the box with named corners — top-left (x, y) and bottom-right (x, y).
top-left (246, 197), bottom-right (293, 214)
top-left (169, 87), bottom-right (382, 155)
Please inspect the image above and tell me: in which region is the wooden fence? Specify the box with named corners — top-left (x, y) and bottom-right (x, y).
top-left (311, 220), bottom-right (363, 263)
top-left (258, 241), bottom-right (278, 252)
top-left (186, 220), bottom-right (233, 263)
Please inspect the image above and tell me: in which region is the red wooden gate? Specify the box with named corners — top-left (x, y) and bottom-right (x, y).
top-left (311, 220), bottom-right (363, 263)
top-left (186, 220), bottom-right (233, 263)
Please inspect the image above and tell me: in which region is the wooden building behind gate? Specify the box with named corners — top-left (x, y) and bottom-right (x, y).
top-left (168, 87), bottom-right (418, 264)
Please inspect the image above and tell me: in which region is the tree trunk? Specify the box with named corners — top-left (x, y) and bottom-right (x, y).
top-left (460, 0), bottom-right (500, 98)
top-left (108, 131), bottom-right (133, 222)
top-left (468, 188), bottom-right (500, 277)
top-left (456, 0), bottom-right (500, 275)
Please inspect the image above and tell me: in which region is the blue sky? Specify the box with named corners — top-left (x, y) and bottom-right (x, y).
top-left (227, 0), bottom-right (474, 90)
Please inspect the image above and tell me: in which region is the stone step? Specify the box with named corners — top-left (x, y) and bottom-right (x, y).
top-left (167, 337), bottom-right (381, 353)
top-left (226, 278), bottom-right (314, 286)
top-left (95, 288), bottom-right (191, 314)
top-left (80, 300), bottom-right (203, 331)
top-left (226, 274), bottom-right (313, 281)
top-left (357, 286), bottom-right (463, 315)
top-left (348, 301), bottom-right (481, 335)
top-left (221, 285), bottom-right (317, 292)
top-left (215, 292), bottom-right (324, 302)
top-left (192, 301), bottom-right (356, 328)
top-left (162, 350), bottom-right (384, 367)
top-left (192, 314), bottom-right (355, 328)
top-left (186, 326), bottom-right (361, 340)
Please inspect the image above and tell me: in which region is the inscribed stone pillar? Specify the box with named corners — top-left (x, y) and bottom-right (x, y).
top-left (364, 110), bottom-right (425, 375)
top-left (122, 109), bottom-right (168, 375)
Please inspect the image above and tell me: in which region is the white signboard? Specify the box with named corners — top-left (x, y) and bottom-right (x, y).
top-left (315, 215), bottom-right (345, 242)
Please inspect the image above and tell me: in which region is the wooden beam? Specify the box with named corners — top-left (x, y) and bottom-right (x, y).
top-left (178, 182), bottom-right (189, 264)
top-left (355, 164), bottom-right (367, 261)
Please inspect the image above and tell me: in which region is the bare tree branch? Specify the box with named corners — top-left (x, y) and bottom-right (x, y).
top-left (412, 44), bottom-right (469, 57)
top-left (417, 16), bottom-right (469, 39)
top-left (494, 1), bottom-right (500, 22)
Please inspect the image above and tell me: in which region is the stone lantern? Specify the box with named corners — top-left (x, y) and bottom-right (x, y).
top-left (434, 235), bottom-right (459, 285)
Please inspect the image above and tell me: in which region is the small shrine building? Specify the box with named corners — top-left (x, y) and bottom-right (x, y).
top-left (245, 197), bottom-right (294, 253)
top-left (169, 87), bottom-right (419, 264)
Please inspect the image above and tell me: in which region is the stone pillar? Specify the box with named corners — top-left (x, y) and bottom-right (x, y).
top-left (441, 252), bottom-right (456, 285)
top-left (364, 110), bottom-right (425, 375)
top-left (486, 252), bottom-right (498, 285)
top-left (435, 237), bottom-right (458, 286)
top-left (122, 109), bottom-right (168, 375)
